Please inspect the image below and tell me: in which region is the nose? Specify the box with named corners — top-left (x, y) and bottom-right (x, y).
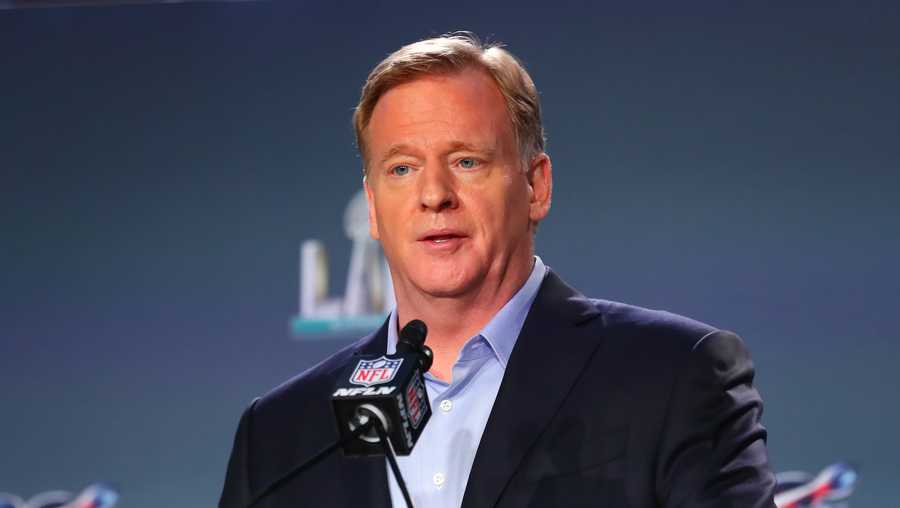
top-left (418, 163), bottom-right (458, 213)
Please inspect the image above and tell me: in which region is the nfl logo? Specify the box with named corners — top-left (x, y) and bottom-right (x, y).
top-left (350, 356), bottom-right (403, 387)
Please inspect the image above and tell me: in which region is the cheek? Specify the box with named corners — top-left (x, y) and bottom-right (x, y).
top-left (472, 190), bottom-right (528, 238)
top-left (373, 201), bottom-right (408, 251)
top-left (495, 179), bottom-right (531, 222)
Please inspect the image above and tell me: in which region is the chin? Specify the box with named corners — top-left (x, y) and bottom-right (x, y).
top-left (413, 276), bottom-right (472, 298)
top-left (418, 286), bottom-right (468, 298)
top-left (409, 264), bottom-right (481, 298)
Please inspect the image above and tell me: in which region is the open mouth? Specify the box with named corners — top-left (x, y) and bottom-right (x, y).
top-left (419, 230), bottom-right (467, 248)
top-left (423, 234), bottom-right (463, 243)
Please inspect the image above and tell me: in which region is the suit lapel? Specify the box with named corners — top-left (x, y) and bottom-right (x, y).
top-left (461, 270), bottom-right (605, 508)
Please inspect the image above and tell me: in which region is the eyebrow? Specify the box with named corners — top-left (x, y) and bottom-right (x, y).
top-left (447, 141), bottom-right (496, 158)
top-left (378, 142), bottom-right (496, 166)
top-left (378, 144), bottom-right (419, 166)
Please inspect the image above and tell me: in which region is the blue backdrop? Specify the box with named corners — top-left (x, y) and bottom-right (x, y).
top-left (2, 2), bottom-right (898, 506)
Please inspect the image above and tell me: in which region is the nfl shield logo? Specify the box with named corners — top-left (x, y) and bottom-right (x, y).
top-left (350, 356), bottom-right (403, 387)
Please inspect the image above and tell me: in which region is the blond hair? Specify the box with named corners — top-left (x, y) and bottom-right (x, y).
top-left (353, 32), bottom-right (545, 172)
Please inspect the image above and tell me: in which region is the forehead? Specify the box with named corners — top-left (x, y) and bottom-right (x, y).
top-left (365, 68), bottom-right (516, 158)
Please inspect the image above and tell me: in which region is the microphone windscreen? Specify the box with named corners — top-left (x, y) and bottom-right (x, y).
top-left (399, 319), bottom-right (428, 347)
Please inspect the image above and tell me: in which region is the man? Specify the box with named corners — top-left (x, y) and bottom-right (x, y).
top-left (220, 33), bottom-right (776, 507)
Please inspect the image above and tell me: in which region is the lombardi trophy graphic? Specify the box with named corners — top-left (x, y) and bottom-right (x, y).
top-left (292, 190), bottom-right (394, 335)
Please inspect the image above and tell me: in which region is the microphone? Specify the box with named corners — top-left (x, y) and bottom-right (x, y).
top-left (246, 320), bottom-right (431, 508)
top-left (396, 318), bottom-right (433, 371)
top-left (331, 319), bottom-right (433, 456)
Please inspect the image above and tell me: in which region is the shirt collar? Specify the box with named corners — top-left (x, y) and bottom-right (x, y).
top-left (386, 256), bottom-right (547, 369)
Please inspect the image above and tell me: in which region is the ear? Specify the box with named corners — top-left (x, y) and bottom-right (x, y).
top-left (526, 153), bottom-right (552, 223)
top-left (364, 176), bottom-right (381, 240)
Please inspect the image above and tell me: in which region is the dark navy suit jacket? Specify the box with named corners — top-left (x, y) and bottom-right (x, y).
top-left (219, 270), bottom-right (776, 507)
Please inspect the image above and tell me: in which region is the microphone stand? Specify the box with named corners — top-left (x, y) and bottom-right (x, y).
top-left (373, 415), bottom-right (415, 508)
top-left (247, 409), bottom-right (416, 508)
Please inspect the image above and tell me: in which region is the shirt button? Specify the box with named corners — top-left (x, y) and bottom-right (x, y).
top-left (439, 399), bottom-right (453, 412)
top-left (433, 472), bottom-right (446, 488)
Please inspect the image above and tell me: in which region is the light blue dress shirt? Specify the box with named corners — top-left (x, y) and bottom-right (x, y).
top-left (385, 256), bottom-right (547, 508)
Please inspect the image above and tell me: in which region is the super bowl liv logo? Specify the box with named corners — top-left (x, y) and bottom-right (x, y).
top-left (291, 190), bottom-right (394, 337)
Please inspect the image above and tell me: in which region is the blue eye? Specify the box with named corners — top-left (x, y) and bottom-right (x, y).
top-left (392, 165), bottom-right (411, 176)
top-left (459, 158), bottom-right (478, 169)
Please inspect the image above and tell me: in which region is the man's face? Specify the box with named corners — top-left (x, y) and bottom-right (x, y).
top-left (363, 68), bottom-right (551, 300)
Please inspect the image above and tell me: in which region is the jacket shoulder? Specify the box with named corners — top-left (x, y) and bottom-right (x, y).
top-left (589, 298), bottom-right (721, 353)
top-left (256, 334), bottom-right (369, 415)
top-left (236, 333), bottom-right (381, 486)
top-left (583, 298), bottom-right (757, 395)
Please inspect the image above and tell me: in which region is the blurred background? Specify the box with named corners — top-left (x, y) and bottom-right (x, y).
top-left (2, 1), bottom-right (898, 506)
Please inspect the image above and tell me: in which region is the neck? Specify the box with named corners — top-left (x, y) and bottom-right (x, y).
top-left (393, 254), bottom-right (534, 382)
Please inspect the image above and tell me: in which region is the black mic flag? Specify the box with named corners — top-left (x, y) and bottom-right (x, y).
top-left (331, 320), bottom-right (432, 456)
